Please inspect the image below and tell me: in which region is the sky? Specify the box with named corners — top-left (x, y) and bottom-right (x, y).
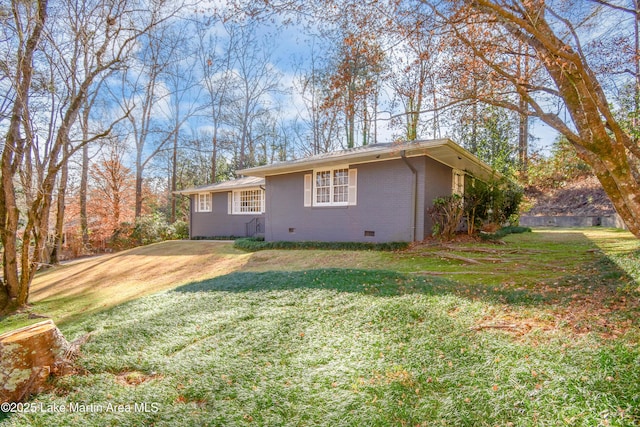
top-left (246, 17), bottom-right (562, 154)
top-left (105, 2), bottom-right (566, 178)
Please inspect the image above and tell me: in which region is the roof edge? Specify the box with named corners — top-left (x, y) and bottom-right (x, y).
top-left (174, 176), bottom-right (265, 195)
top-left (237, 139), bottom-right (453, 177)
top-left (237, 138), bottom-right (498, 180)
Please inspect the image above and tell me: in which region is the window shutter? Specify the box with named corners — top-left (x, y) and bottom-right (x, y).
top-left (303, 174), bottom-right (312, 207)
top-left (227, 192), bottom-right (232, 214)
top-left (348, 168), bottom-right (357, 206)
top-left (453, 171), bottom-right (458, 194)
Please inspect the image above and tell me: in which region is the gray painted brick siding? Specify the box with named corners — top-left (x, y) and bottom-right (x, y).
top-left (264, 157), bottom-right (451, 242)
top-left (190, 192), bottom-right (264, 238)
top-left (423, 157), bottom-right (456, 235)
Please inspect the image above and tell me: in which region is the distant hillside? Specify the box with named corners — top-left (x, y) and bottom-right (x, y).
top-left (523, 175), bottom-right (616, 217)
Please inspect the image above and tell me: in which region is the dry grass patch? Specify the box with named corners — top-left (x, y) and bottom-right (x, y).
top-left (2, 241), bottom-right (251, 331)
top-left (242, 249), bottom-right (387, 272)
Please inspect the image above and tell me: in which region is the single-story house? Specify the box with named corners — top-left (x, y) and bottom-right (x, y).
top-left (176, 176), bottom-right (266, 238)
top-left (178, 139), bottom-right (497, 242)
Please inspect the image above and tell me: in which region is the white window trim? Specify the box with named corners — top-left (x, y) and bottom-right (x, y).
top-left (313, 167), bottom-right (348, 206)
top-left (230, 187), bottom-right (265, 215)
top-left (195, 192), bottom-right (212, 212)
top-left (308, 166), bottom-right (357, 207)
top-left (452, 169), bottom-right (465, 196)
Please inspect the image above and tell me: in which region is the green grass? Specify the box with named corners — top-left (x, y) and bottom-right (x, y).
top-left (0, 241), bottom-right (251, 334)
top-left (234, 237), bottom-right (410, 252)
top-left (1, 228), bottom-right (640, 426)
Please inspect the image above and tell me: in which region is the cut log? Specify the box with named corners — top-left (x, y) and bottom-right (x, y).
top-left (0, 320), bottom-right (71, 403)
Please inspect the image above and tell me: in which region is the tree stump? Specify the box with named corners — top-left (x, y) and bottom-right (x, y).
top-left (0, 319), bottom-right (71, 403)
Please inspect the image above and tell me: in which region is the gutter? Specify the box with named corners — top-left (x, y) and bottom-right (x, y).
top-left (400, 150), bottom-right (418, 242)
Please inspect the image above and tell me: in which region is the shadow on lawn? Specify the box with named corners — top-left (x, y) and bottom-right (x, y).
top-left (174, 268), bottom-right (438, 296)
top-left (172, 260), bottom-right (640, 338)
top-left (172, 261), bottom-right (633, 308)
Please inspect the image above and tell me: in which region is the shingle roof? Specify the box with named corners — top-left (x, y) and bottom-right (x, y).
top-left (238, 138), bottom-right (497, 180)
top-left (177, 139), bottom-right (498, 195)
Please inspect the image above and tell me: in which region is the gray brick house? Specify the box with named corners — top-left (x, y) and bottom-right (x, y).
top-left (179, 139), bottom-right (496, 242)
top-left (176, 176), bottom-right (265, 238)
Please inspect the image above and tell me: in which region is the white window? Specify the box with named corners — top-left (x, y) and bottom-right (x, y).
top-left (305, 167), bottom-right (357, 207)
top-left (315, 170), bottom-right (332, 204)
top-left (332, 168), bottom-right (349, 203)
top-left (452, 169), bottom-right (465, 196)
top-left (196, 193), bottom-right (212, 212)
top-left (231, 188), bottom-right (265, 214)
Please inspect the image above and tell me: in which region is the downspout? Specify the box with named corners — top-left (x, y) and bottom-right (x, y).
top-left (400, 150), bottom-right (418, 242)
top-left (260, 184), bottom-right (266, 237)
top-left (189, 195), bottom-right (193, 239)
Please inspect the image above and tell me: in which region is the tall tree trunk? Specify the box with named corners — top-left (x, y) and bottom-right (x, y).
top-left (135, 149), bottom-right (143, 218)
top-left (50, 146), bottom-right (69, 265)
top-left (0, 0), bottom-right (48, 314)
top-left (0, 175), bottom-right (22, 313)
top-left (80, 140), bottom-right (89, 247)
top-left (634, 0), bottom-right (640, 143)
top-left (407, 96), bottom-right (417, 141)
top-left (80, 106), bottom-right (90, 247)
top-left (470, 100), bottom-right (478, 154)
top-left (518, 99), bottom-right (529, 172)
top-left (362, 101), bottom-right (369, 146)
top-left (489, 0), bottom-right (640, 236)
top-left (170, 129), bottom-right (178, 223)
top-left (517, 42), bottom-right (529, 173)
top-left (347, 85), bottom-right (355, 148)
top-left (211, 134), bottom-right (218, 183)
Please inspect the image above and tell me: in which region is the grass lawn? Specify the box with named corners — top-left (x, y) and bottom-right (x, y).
top-left (1, 228), bottom-right (639, 426)
top-left (0, 240), bottom-right (251, 332)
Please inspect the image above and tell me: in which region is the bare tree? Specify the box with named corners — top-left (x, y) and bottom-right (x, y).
top-left (48, 1), bottom-right (116, 263)
top-left (226, 22), bottom-right (283, 170)
top-left (0, 0), bottom-right (180, 314)
top-left (293, 40), bottom-right (342, 155)
top-left (424, 0), bottom-right (640, 236)
top-left (113, 17), bottom-right (191, 219)
top-left (161, 24), bottom-right (203, 223)
top-left (0, 0), bottom-right (48, 313)
top-left (387, 14), bottom-right (445, 141)
top-left (195, 17), bottom-right (239, 182)
top-left (322, 29), bottom-right (385, 148)
top-left (88, 136), bottom-right (136, 243)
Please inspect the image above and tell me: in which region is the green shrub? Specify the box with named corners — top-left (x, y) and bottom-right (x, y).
top-left (109, 222), bottom-right (135, 251)
top-left (131, 213), bottom-right (171, 245)
top-left (234, 238), bottom-right (409, 252)
top-left (168, 220), bottom-right (189, 240)
top-left (429, 194), bottom-right (464, 240)
top-left (191, 236), bottom-right (244, 240)
top-left (106, 217), bottom-right (188, 251)
top-left (464, 177), bottom-right (524, 233)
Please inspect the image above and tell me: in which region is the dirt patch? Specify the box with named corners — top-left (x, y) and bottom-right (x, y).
top-left (115, 371), bottom-right (163, 387)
